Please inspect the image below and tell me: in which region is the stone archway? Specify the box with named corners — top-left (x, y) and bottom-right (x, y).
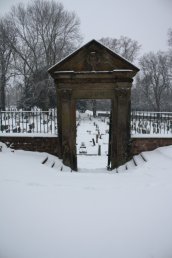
top-left (48, 40), bottom-right (139, 171)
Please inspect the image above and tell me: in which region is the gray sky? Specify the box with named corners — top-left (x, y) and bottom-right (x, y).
top-left (0, 0), bottom-right (171, 54)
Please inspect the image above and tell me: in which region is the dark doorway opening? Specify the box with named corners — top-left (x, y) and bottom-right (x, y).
top-left (76, 99), bottom-right (111, 170)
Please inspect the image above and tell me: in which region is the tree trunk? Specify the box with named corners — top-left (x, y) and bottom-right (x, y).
top-left (0, 72), bottom-right (6, 110)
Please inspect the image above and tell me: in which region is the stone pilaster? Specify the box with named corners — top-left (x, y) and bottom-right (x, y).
top-left (60, 89), bottom-right (73, 168)
top-left (115, 87), bottom-right (130, 166)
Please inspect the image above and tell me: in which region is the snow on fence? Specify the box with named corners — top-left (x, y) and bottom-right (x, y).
top-left (0, 109), bottom-right (58, 135)
top-left (131, 111), bottom-right (172, 136)
top-left (1, 109), bottom-right (172, 136)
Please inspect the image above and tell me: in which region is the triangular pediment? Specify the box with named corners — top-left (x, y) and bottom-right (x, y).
top-left (48, 39), bottom-right (139, 75)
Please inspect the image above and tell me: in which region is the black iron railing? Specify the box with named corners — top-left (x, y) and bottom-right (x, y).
top-left (0, 109), bottom-right (57, 135)
top-left (131, 111), bottom-right (172, 135)
top-left (1, 109), bottom-right (172, 136)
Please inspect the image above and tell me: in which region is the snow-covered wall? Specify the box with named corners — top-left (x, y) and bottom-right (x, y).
top-left (1, 135), bottom-right (172, 159)
top-left (0, 136), bottom-right (59, 156)
top-left (131, 138), bottom-right (172, 156)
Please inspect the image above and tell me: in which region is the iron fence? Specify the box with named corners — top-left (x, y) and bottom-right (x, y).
top-left (0, 109), bottom-right (58, 135)
top-left (131, 111), bottom-right (172, 135)
top-left (1, 109), bottom-right (172, 136)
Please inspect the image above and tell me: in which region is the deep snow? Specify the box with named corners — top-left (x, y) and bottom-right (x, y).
top-left (0, 141), bottom-right (172, 258)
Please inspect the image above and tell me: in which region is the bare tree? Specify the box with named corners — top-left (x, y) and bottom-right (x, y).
top-left (100, 36), bottom-right (141, 62)
top-left (4, 0), bottom-right (82, 109)
top-left (0, 18), bottom-right (16, 110)
top-left (138, 52), bottom-right (170, 111)
top-left (168, 28), bottom-right (172, 47)
top-left (131, 29), bottom-right (172, 112)
top-left (167, 28), bottom-right (172, 81)
top-left (131, 75), bottom-right (147, 110)
top-left (92, 36), bottom-right (141, 114)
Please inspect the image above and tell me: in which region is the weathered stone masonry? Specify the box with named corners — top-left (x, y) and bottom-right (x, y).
top-left (48, 39), bottom-right (139, 170)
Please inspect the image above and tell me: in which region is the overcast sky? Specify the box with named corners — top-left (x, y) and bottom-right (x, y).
top-left (0, 0), bottom-right (171, 55)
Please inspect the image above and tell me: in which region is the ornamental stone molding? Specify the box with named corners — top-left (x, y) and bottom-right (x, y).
top-left (87, 51), bottom-right (100, 71)
top-left (115, 88), bottom-right (130, 98)
top-left (60, 89), bottom-right (72, 101)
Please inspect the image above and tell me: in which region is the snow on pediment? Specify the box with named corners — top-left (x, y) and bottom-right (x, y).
top-left (48, 39), bottom-right (139, 76)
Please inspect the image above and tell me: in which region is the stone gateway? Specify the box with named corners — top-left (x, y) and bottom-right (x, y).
top-left (48, 39), bottom-right (139, 171)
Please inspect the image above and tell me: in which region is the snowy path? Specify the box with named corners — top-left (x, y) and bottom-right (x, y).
top-left (76, 115), bottom-right (109, 169)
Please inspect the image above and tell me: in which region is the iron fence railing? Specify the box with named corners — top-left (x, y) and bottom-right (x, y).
top-left (0, 109), bottom-right (58, 135)
top-left (1, 110), bottom-right (172, 136)
top-left (131, 111), bottom-right (172, 135)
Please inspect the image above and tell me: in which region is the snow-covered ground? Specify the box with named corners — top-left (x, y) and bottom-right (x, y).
top-left (1, 142), bottom-right (172, 258)
top-left (76, 113), bottom-right (109, 169)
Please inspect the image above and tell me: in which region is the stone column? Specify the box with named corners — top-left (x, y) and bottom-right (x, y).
top-left (60, 89), bottom-right (77, 170)
top-left (110, 93), bottom-right (118, 169)
top-left (115, 87), bottom-right (131, 167)
top-left (71, 98), bottom-right (77, 171)
top-left (56, 87), bottom-right (62, 158)
top-left (61, 89), bottom-right (72, 167)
